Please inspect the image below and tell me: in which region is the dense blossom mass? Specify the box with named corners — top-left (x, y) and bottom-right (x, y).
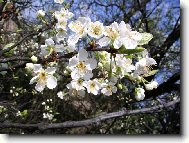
top-left (26, 0), bottom-right (158, 116)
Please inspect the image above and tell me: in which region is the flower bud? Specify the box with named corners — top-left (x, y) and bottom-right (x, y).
top-left (63, 70), bottom-right (69, 76)
top-left (98, 62), bottom-right (103, 68)
top-left (135, 88), bottom-right (145, 101)
top-left (117, 84), bottom-right (123, 90)
top-left (37, 10), bottom-right (45, 17)
top-left (25, 63), bottom-right (34, 71)
top-left (145, 83), bottom-right (154, 90)
top-left (31, 55), bottom-right (38, 63)
top-left (151, 81), bottom-right (158, 89)
top-left (136, 76), bottom-right (142, 82)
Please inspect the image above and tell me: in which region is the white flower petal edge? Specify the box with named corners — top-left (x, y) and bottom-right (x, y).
top-left (97, 37), bottom-right (111, 47)
top-left (78, 49), bottom-right (88, 61)
top-left (46, 75), bottom-right (57, 89)
top-left (30, 76), bottom-right (38, 84)
top-left (85, 58), bottom-right (97, 70)
top-left (33, 64), bottom-right (42, 73)
top-left (46, 67), bottom-right (56, 75)
top-left (35, 82), bottom-right (46, 92)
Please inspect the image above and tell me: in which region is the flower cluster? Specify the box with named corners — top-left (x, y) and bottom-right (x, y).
top-left (27, 5), bottom-right (158, 101)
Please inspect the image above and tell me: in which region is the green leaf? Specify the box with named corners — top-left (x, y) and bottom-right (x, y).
top-left (0, 0), bottom-right (3, 3)
top-left (16, 29), bottom-right (22, 32)
top-left (118, 46), bottom-right (145, 54)
top-left (138, 33), bottom-right (153, 45)
top-left (21, 110), bottom-right (28, 118)
top-left (143, 70), bottom-right (158, 77)
top-left (4, 43), bottom-right (15, 49)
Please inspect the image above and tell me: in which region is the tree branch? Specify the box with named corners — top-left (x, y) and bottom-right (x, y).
top-left (0, 98), bottom-right (180, 131)
top-left (0, 56), bottom-right (31, 63)
top-left (152, 23), bottom-right (180, 66)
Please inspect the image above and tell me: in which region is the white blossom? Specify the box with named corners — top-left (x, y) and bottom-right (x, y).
top-left (30, 65), bottom-right (57, 92)
top-left (43, 113), bottom-right (54, 120)
top-left (40, 38), bottom-right (65, 57)
top-left (101, 81), bottom-right (117, 96)
top-left (68, 49), bottom-right (97, 80)
top-left (97, 22), bottom-right (119, 48)
top-left (57, 91), bottom-right (64, 99)
top-left (66, 83), bottom-right (85, 96)
top-left (83, 79), bottom-right (101, 95)
top-left (134, 58), bottom-right (157, 76)
top-left (98, 21), bottom-right (142, 49)
top-left (70, 78), bottom-right (85, 91)
top-left (145, 80), bottom-right (158, 90)
top-left (54, 8), bottom-right (73, 32)
top-left (118, 21), bottom-right (142, 49)
top-left (87, 21), bottom-right (104, 39)
top-left (68, 17), bottom-right (91, 43)
top-left (135, 88), bottom-right (145, 101)
top-left (113, 54), bottom-right (135, 77)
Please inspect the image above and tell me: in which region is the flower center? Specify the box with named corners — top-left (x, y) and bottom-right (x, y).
top-left (92, 25), bottom-right (102, 35)
top-left (38, 71), bottom-right (47, 83)
top-left (106, 28), bottom-right (119, 40)
top-left (90, 83), bottom-right (95, 91)
top-left (76, 61), bottom-right (86, 71)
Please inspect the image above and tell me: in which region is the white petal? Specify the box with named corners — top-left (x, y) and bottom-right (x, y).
top-left (83, 71), bottom-right (93, 80)
top-left (113, 38), bottom-right (122, 49)
top-left (71, 70), bottom-right (80, 79)
top-left (146, 58), bottom-right (157, 65)
top-left (35, 82), bottom-right (45, 92)
top-left (68, 34), bottom-right (80, 44)
top-left (40, 45), bottom-right (49, 57)
top-left (33, 64), bottom-right (42, 73)
top-left (66, 43), bottom-right (76, 52)
top-left (112, 86), bottom-right (117, 93)
top-left (145, 84), bottom-right (154, 90)
top-left (56, 32), bottom-right (67, 39)
top-left (68, 56), bottom-right (78, 67)
top-left (55, 44), bottom-right (65, 52)
top-left (122, 38), bottom-right (137, 49)
top-left (78, 49), bottom-right (88, 61)
top-left (131, 31), bottom-right (142, 41)
top-left (111, 22), bottom-right (119, 31)
top-left (46, 67), bottom-right (56, 74)
top-left (92, 90), bottom-right (98, 95)
top-left (66, 83), bottom-right (72, 89)
top-left (97, 37), bottom-right (111, 47)
top-left (30, 76), bottom-right (38, 84)
top-left (86, 58), bottom-right (97, 69)
top-left (46, 75), bottom-right (57, 89)
top-left (119, 21), bottom-right (131, 35)
top-left (68, 21), bottom-right (76, 32)
top-left (77, 17), bottom-right (91, 26)
top-left (45, 38), bottom-right (54, 46)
